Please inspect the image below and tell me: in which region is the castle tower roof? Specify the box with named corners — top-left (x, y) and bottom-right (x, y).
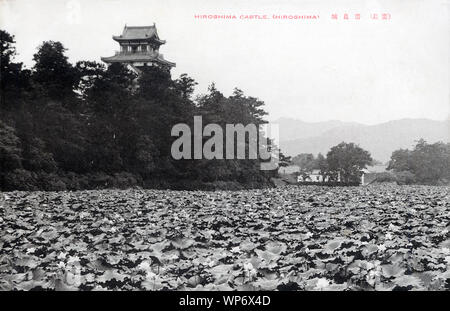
top-left (112, 24), bottom-right (166, 44)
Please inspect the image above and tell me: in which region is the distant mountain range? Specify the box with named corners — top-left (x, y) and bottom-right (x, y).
top-left (276, 118), bottom-right (450, 162)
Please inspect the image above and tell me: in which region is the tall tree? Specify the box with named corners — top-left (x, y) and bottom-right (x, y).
top-left (317, 153), bottom-right (328, 173)
top-left (0, 30), bottom-right (30, 111)
top-left (175, 73), bottom-right (197, 102)
top-left (75, 60), bottom-right (107, 101)
top-left (84, 63), bottom-right (136, 173)
top-left (32, 41), bottom-right (79, 101)
top-left (326, 142), bottom-right (372, 183)
top-left (387, 149), bottom-right (413, 172)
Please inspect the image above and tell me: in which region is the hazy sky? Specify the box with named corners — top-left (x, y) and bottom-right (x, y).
top-left (1, 0), bottom-right (449, 124)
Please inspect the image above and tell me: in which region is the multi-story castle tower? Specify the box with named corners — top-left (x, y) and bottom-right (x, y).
top-left (101, 24), bottom-right (175, 74)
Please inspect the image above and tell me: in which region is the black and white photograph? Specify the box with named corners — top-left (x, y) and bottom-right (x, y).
top-left (0, 0), bottom-right (449, 301)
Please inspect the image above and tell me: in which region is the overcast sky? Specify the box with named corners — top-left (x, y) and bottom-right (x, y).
top-left (1, 0), bottom-right (449, 124)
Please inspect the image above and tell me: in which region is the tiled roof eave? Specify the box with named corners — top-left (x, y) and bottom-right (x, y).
top-left (156, 57), bottom-right (176, 67)
top-left (101, 56), bottom-right (176, 67)
top-left (112, 36), bottom-right (165, 44)
top-left (158, 60), bottom-right (176, 67)
top-left (101, 55), bottom-right (157, 62)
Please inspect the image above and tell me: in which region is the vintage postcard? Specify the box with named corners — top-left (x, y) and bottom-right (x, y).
top-left (0, 0), bottom-right (449, 300)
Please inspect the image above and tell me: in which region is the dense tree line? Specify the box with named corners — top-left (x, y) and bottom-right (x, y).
top-left (291, 143), bottom-right (373, 184)
top-left (387, 139), bottom-right (450, 185)
top-left (290, 140), bottom-right (450, 185)
top-left (0, 30), bottom-right (273, 191)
